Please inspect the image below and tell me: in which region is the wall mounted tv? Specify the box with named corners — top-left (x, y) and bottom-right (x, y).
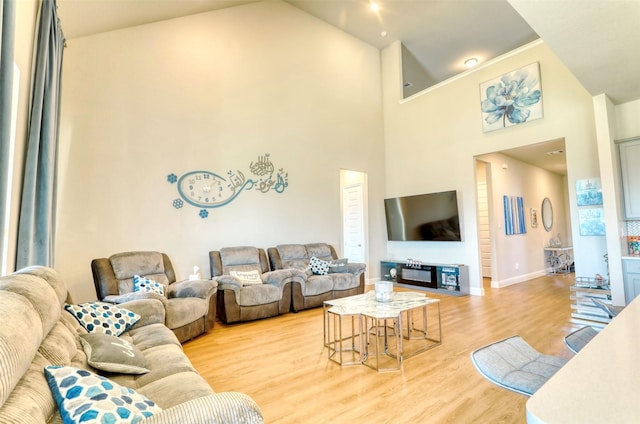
top-left (384, 190), bottom-right (461, 242)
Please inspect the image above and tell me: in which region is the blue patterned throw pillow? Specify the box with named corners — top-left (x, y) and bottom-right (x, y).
top-left (44, 366), bottom-right (161, 424)
top-left (133, 275), bottom-right (165, 296)
top-left (65, 302), bottom-right (140, 336)
top-left (309, 256), bottom-right (330, 275)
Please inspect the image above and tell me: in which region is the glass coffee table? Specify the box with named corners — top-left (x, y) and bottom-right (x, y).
top-left (324, 290), bottom-right (441, 371)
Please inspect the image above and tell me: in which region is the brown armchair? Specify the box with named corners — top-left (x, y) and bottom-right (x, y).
top-left (91, 251), bottom-right (217, 343)
top-left (209, 246), bottom-right (293, 324)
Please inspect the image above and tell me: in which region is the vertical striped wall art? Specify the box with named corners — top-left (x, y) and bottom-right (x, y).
top-left (504, 195), bottom-right (526, 235)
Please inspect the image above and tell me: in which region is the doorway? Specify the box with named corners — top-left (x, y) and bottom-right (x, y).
top-left (340, 170), bottom-right (367, 266)
top-left (475, 138), bottom-right (570, 287)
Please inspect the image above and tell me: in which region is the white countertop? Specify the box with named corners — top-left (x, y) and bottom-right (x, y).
top-left (622, 255), bottom-right (640, 260)
top-left (526, 295), bottom-right (640, 423)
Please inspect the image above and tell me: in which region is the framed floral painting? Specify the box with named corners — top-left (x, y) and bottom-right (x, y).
top-left (480, 62), bottom-right (543, 133)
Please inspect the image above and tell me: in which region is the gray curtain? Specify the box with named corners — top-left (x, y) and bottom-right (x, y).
top-left (16, 0), bottom-right (65, 268)
top-left (0, 0), bottom-right (16, 268)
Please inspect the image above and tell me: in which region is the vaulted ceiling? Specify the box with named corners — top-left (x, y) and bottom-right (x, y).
top-left (57, 0), bottom-right (640, 176)
top-left (57, 0), bottom-right (640, 104)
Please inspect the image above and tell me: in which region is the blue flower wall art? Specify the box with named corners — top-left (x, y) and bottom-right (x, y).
top-left (480, 62), bottom-right (543, 132)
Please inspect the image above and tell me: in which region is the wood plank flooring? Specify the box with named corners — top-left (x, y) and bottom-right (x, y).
top-left (183, 273), bottom-right (580, 423)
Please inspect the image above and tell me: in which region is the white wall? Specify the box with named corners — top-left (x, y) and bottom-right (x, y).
top-left (593, 95), bottom-right (624, 305)
top-left (381, 40), bottom-right (604, 295)
top-left (616, 99), bottom-right (640, 139)
top-left (2, 0), bottom-right (38, 275)
top-left (57, 1), bottom-right (386, 301)
top-left (401, 44), bottom-right (434, 98)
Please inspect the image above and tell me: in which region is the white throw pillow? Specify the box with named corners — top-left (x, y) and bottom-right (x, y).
top-left (230, 270), bottom-right (263, 286)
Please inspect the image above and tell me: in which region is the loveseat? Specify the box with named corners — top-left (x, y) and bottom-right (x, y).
top-left (0, 266), bottom-right (262, 423)
top-left (267, 243), bottom-right (366, 312)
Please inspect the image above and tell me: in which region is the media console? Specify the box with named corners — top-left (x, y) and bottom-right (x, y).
top-left (380, 260), bottom-right (469, 297)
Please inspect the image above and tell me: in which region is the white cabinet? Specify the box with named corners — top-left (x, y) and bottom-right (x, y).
top-left (622, 258), bottom-right (640, 304)
top-left (618, 137), bottom-right (640, 219)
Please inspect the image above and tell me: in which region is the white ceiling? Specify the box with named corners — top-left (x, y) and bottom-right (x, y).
top-left (58, 0), bottom-right (538, 88)
top-left (509, 0), bottom-right (640, 105)
top-left (56, 0), bottom-right (640, 176)
top-left (500, 138), bottom-right (567, 176)
top-left (285, 0), bottom-right (538, 86)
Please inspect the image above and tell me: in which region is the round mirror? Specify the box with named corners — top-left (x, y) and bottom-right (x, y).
top-left (541, 197), bottom-right (553, 231)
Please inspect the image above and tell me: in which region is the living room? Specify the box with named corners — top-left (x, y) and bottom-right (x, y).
top-left (2, 0), bottom-right (640, 422)
top-left (2, 0), bottom-right (632, 300)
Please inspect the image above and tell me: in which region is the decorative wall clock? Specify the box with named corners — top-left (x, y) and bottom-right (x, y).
top-left (167, 153), bottom-right (288, 218)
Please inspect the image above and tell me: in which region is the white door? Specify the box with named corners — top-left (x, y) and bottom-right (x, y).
top-left (476, 162), bottom-right (492, 279)
top-left (342, 183), bottom-right (365, 263)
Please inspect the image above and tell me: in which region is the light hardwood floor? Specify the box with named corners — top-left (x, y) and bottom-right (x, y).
top-left (184, 273), bottom-right (579, 423)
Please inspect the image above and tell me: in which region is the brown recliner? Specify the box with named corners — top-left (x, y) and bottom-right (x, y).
top-left (91, 251), bottom-right (217, 343)
top-left (209, 246), bottom-right (293, 324)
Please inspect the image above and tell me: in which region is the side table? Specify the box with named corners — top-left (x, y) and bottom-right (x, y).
top-left (544, 246), bottom-right (573, 274)
top-left (326, 307), bottom-right (364, 366)
top-left (323, 291), bottom-right (441, 372)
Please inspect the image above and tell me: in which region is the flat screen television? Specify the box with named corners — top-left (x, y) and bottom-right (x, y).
top-left (384, 190), bottom-right (461, 242)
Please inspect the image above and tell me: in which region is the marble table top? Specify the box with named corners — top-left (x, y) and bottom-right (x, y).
top-left (324, 290), bottom-right (439, 319)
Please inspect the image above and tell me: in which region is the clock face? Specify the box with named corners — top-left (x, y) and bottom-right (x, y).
top-left (177, 171), bottom-right (227, 208)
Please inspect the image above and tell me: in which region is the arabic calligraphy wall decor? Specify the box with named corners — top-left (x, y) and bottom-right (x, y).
top-left (167, 153), bottom-right (289, 218)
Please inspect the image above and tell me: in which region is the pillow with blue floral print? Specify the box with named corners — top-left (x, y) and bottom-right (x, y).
top-left (65, 302), bottom-right (140, 337)
top-left (44, 365), bottom-right (161, 424)
top-left (133, 275), bottom-right (165, 296)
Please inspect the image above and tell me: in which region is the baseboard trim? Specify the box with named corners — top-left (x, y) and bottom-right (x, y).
top-left (491, 270), bottom-right (547, 288)
top-left (469, 286), bottom-right (485, 296)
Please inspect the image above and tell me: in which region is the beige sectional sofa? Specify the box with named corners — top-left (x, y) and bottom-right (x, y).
top-left (0, 266), bottom-right (262, 423)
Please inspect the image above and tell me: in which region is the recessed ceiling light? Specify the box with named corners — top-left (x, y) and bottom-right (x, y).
top-left (546, 149), bottom-right (565, 156)
top-left (370, 2), bottom-right (379, 12)
top-left (464, 58), bottom-right (478, 68)
top-left (381, 31), bottom-right (388, 37)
